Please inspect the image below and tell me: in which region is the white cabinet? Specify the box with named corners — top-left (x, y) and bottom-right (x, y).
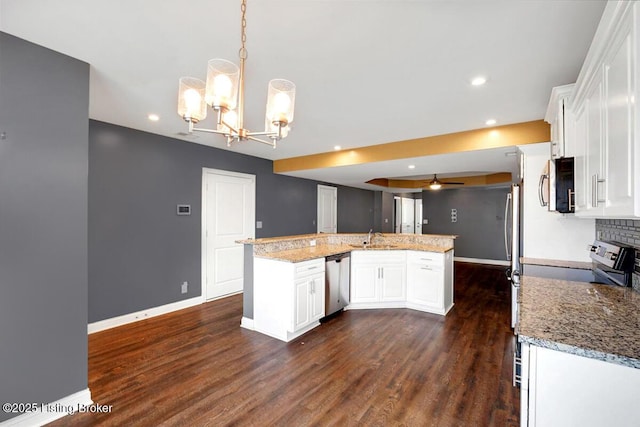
top-left (349, 249), bottom-right (453, 316)
top-left (253, 257), bottom-right (325, 342)
top-left (571, 1), bottom-right (639, 218)
top-left (545, 84), bottom-right (575, 159)
top-left (520, 343), bottom-right (640, 427)
top-left (293, 272), bottom-right (324, 331)
top-left (406, 250), bottom-right (453, 315)
top-left (350, 250), bottom-right (406, 307)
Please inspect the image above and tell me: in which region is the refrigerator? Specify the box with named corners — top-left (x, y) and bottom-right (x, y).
top-left (504, 183), bottom-right (521, 329)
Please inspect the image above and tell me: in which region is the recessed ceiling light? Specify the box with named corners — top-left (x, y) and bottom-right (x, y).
top-left (148, 114), bottom-right (160, 122)
top-left (334, 145), bottom-right (341, 151)
top-left (408, 165), bottom-right (416, 169)
top-left (486, 119), bottom-right (497, 126)
top-left (471, 76), bottom-right (487, 86)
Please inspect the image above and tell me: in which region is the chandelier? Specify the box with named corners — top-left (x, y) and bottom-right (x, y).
top-left (177, 0), bottom-right (296, 148)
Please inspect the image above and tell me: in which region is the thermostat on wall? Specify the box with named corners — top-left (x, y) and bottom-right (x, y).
top-left (177, 204), bottom-right (191, 216)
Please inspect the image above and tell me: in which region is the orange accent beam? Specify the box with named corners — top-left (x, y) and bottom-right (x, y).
top-left (366, 172), bottom-right (513, 189)
top-left (274, 120), bottom-right (549, 173)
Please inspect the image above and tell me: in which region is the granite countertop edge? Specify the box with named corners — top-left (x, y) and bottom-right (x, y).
top-left (520, 257), bottom-right (592, 270)
top-left (255, 244), bottom-right (455, 263)
top-left (239, 233), bottom-right (458, 245)
top-left (518, 335), bottom-right (640, 369)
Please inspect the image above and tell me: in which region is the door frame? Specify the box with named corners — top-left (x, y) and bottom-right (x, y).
top-left (201, 168), bottom-right (256, 301)
top-left (317, 184), bottom-right (337, 233)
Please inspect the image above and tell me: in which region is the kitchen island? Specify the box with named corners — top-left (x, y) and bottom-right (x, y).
top-left (518, 276), bottom-right (640, 427)
top-left (239, 233), bottom-right (456, 342)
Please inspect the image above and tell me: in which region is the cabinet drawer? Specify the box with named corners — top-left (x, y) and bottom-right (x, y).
top-left (407, 251), bottom-right (444, 266)
top-left (294, 258), bottom-right (325, 278)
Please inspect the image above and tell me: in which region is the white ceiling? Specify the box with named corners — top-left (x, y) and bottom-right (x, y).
top-left (0, 0), bottom-right (606, 191)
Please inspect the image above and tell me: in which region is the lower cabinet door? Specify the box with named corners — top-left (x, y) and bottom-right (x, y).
top-left (309, 275), bottom-right (325, 321)
top-left (293, 278), bottom-right (311, 331)
top-left (407, 263), bottom-right (443, 309)
top-left (351, 264), bottom-right (378, 302)
top-left (380, 264), bottom-right (406, 301)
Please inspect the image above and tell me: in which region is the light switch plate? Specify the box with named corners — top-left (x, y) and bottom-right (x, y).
top-left (177, 204), bottom-right (191, 215)
top-left (256, 221), bottom-right (263, 229)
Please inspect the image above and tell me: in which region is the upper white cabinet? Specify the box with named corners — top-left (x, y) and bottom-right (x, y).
top-left (570, 1), bottom-right (639, 218)
top-left (545, 84), bottom-right (575, 159)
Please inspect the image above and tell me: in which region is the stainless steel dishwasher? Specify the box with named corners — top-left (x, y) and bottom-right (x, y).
top-left (324, 252), bottom-right (350, 318)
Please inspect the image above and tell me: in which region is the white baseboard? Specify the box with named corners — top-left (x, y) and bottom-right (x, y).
top-left (454, 257), bottom-right (510, 266)
top-left (240, 316), bottom-right (255, 330)
top-left (88, 296), bottom-right (204, 334)
top-left (0, 388), bottom-right (92, 427)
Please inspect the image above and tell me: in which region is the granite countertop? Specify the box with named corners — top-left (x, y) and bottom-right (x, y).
top-left (257, 243), bottom-right (454, 263)
top-left (237, 233), bottom-right (322, 245)
top-left (520, 257), bottom-right (592, 270)
top-left (518, 276), bottom-right (640, 369)
top-left (238, 233), bottom-right (457, 245)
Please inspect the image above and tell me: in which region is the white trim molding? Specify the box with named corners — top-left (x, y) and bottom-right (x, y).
top-left (88, 296), bottom-right (204, 334)
top-left (454, 257), bottom-right (510, 266)
top-left (0, 388), bottom-right (92, 427)
top-left (240, 316), bottom-right (255, 330)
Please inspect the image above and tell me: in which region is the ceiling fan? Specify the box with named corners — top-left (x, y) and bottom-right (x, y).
top-left (428, 174), bottom-right (465, 190)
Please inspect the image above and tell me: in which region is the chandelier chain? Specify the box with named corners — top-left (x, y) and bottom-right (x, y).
top-left (239, 0), bottom-right (248, 60)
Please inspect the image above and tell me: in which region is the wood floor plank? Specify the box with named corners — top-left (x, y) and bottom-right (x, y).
top-left (47, 262), bottom-right (519, 426)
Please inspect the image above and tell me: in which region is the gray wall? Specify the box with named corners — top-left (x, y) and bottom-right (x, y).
top-left (337, 186), bottom-right (375, 232)
top-left (422, 186), bottom-right (510, 260)
top-left (0, 33), bottom-right (89, 422)
top-left (373, 191), bottom-right (395, 233)
top-left (89, 121), bottom-right (376, 323)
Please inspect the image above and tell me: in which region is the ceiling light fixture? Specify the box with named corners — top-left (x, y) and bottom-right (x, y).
top-left (486, 119), bottom-right (497, 126)
top-left (334, 145), bottom-right (342, 151)
top-left (177, 0), bottom-right (296, 149)
top-left (471, 76), bottom-right (487, 86)
top-left (148, 114), bottom-right (160, 122)
top-left (429, 174), bottom-right (443, 190)
top-left (408, 165), bottom-right (416, 169)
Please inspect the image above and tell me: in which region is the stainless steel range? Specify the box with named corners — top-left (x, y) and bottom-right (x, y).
top-left (588, 240), bottom-right (636, 287)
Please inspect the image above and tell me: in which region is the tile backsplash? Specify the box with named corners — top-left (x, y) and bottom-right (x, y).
top-left (595, 219), bottom-right (640, 291)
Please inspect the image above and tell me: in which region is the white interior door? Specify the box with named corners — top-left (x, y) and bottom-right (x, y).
top-left (317, 185), bottom-right (337, 233)
top-left (401, 197), bottom-right (415, 234)
top-left (203, 169), bottom-right (255, 300)
top-left (394, 197), bottom-right (402, 233)
top-left (414, 199), bottom-right (423, 234)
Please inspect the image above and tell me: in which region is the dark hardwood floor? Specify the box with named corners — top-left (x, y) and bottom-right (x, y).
top-left (49, 262), bottom-right (519, 426)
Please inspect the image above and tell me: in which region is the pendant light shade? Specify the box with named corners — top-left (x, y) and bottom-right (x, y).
top-left (176, 0), bottom-right (296, 148)
top-left (177, 77), bottom-right (207, 123)
top-left (265, 79), bottom-right (296, 126)
top-left (205, 59), bottom-right (240, 110)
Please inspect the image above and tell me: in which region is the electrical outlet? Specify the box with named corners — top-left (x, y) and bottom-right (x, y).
top-left (181, 281), bottom-right (188, 294)
top-left (310, 239), bottom-right (316, 247)
top-left (423, 219), bottom-right (428, 224)
top-left (256, 221), bottom-right (263, 229)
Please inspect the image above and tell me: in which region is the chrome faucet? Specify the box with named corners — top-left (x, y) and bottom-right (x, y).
top-left (367, 229), bottom-right (373, 245)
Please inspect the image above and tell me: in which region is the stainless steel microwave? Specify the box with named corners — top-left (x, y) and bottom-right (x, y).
top-left (539, 157), bottom-right (574, 213)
